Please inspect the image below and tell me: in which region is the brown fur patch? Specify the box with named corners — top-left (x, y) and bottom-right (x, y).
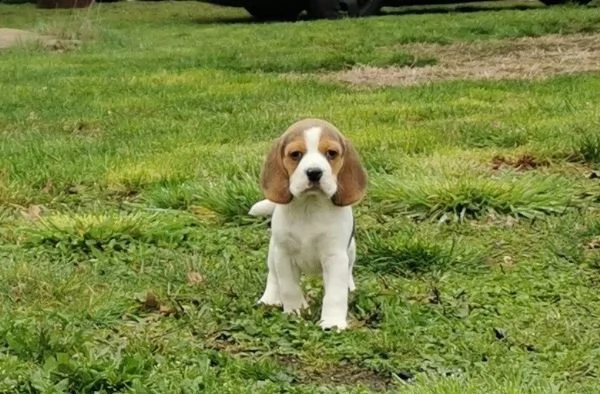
top-left (282, 137), bottom-right (306, 176)
top-left (318, 136), bottom-right (344, 176)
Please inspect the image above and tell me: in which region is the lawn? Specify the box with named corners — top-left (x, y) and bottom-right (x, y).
top-left (1, 1), bottom-right (600, 392)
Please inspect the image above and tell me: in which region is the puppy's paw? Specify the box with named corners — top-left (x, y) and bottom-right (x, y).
top-left (348, 276), bottom-right (356, 292)
top-left (257, 294), bottom-right (282, 307)
top-left (282, 298), bottom-right (308, 315)
top-left (319, 318), bottom-right (348, 331)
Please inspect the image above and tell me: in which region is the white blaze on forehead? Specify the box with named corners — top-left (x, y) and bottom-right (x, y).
top-left (303, 127), bottom-right (322, 153)
top-left (288, 124), bottom-right (338, 199)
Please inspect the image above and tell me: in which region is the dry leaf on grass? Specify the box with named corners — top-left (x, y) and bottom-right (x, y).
top-left (189, 206), bottom-right (219, 221)
top-left (140, 291), bottom-right (160, 311)
top-left (10, 284), bottom-right (25, 302)
top-left (42, 180), bottom-right (54, 193)
top-left (159, 305), bottom-right (178, 317)
top-left (502, 256), bottom-right (514, 268)
top-left (587, 238), bottom-right (600, 250)
top-left (187, 271), bottom-right (205, 286)
top-left (20, 205), bottom-right (43, 221)
top-left (137, 291), bottom-right (181, 317)
top-left (491, 154), bottom-right (549, 172)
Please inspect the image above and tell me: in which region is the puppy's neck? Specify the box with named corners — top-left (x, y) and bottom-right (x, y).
top-left (284, 193), bottom-right (337, 217)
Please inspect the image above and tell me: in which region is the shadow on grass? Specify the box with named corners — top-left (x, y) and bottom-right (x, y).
top-left (189, 2), bottom-right (553, 25)
top-left (383, 2), bottom-right (543, 16)
top-left (190, 11), bottom-right (324, 25)
top-left (191, 15), bottom-right (259, 25)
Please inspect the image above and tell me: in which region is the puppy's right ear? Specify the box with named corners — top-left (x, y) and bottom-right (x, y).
top-left (260, 138), bottom-right (292, 204)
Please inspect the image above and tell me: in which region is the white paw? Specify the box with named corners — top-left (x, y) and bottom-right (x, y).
top-left (348, 276), bottom-right (356, 292)
top-left (282, 298), bottom-right (308, 315)
top-left (319, 318), bottom-right (348, 331)
top-left (257, 295), bottom-right (282, 306)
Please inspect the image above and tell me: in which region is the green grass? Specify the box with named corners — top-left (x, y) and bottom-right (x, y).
top-left (1, 1), bottom-right (600, 392)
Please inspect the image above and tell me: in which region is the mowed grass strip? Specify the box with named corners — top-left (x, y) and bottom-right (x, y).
top-left (1, 2), bottom-right (600, 393)
top-left (1, 2), bottom-right (600, 74)
top-left (1, 71), bottom-right (599, 209)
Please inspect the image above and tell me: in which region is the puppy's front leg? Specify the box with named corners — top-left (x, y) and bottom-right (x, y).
top-left (320, 253), bottom-right (350, 331)
top-left (274, 247), bottom-right (307, 314)
top-left (258, 239), bottom-right (282, 306)
top-left (348, 238), bottom-right (357, 292)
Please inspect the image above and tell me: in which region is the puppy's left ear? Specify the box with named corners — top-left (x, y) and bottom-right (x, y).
top-left (332, 138), bottom-right (367, 207)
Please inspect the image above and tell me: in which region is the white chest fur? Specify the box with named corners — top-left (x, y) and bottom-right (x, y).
top-left (273, 220), bottom-right (325, 275)
top-left (270, 196), bottom-right (354, 276)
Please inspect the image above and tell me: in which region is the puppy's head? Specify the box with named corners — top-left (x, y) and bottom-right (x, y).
top-left (259, 118), bottom-right (367, 206)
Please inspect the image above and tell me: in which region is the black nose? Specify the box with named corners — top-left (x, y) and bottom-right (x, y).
top-left (306, 168), bottom-right (323, 182)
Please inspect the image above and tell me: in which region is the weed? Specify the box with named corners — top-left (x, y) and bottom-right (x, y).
top-left (371, 173), bottom-right (580, 222)
top-left (574, 133), bottom-right (600, 166)
top-left (21, 211), bottom-right (200, 254)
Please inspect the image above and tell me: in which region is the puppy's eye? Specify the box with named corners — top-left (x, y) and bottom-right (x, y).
top-left (290, 151), bottom-right (303, 160)
top-left (326, 150), bottom-right (338, 160)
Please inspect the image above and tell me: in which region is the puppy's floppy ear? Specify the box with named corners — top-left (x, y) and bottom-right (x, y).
top-left (260, 137), bottom-right (293, 204)
top-left (332, 138), bottom-right (367, 207)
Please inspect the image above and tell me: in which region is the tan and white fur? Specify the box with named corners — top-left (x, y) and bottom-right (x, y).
top-left (249, 118), bottom-right (367, 331)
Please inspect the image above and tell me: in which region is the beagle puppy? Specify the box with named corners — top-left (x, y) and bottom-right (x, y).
top-left (249, 118), bottom-right (367, 331)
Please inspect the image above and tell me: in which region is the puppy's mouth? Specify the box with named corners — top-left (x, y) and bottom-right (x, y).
top-left (303, 182), bottom-right (324, 194)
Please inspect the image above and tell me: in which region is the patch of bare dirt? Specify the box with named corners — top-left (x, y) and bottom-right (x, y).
top-left (275, 354), bottom-right (394, 391)
top-left (202, 338), bottom-right (393, 391)
top-left (328, 34), bottom-right (600, 86)
top-left (0, 28), bottom-right (80, 51)
top-left (491, 154), bottom-right (549, 171)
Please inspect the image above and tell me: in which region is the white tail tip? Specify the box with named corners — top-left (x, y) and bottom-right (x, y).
top-left (248, 199), bottom-right (276, 217)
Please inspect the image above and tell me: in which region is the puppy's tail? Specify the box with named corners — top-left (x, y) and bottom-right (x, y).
top-left (248, 199), bottom-right (276, 217)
